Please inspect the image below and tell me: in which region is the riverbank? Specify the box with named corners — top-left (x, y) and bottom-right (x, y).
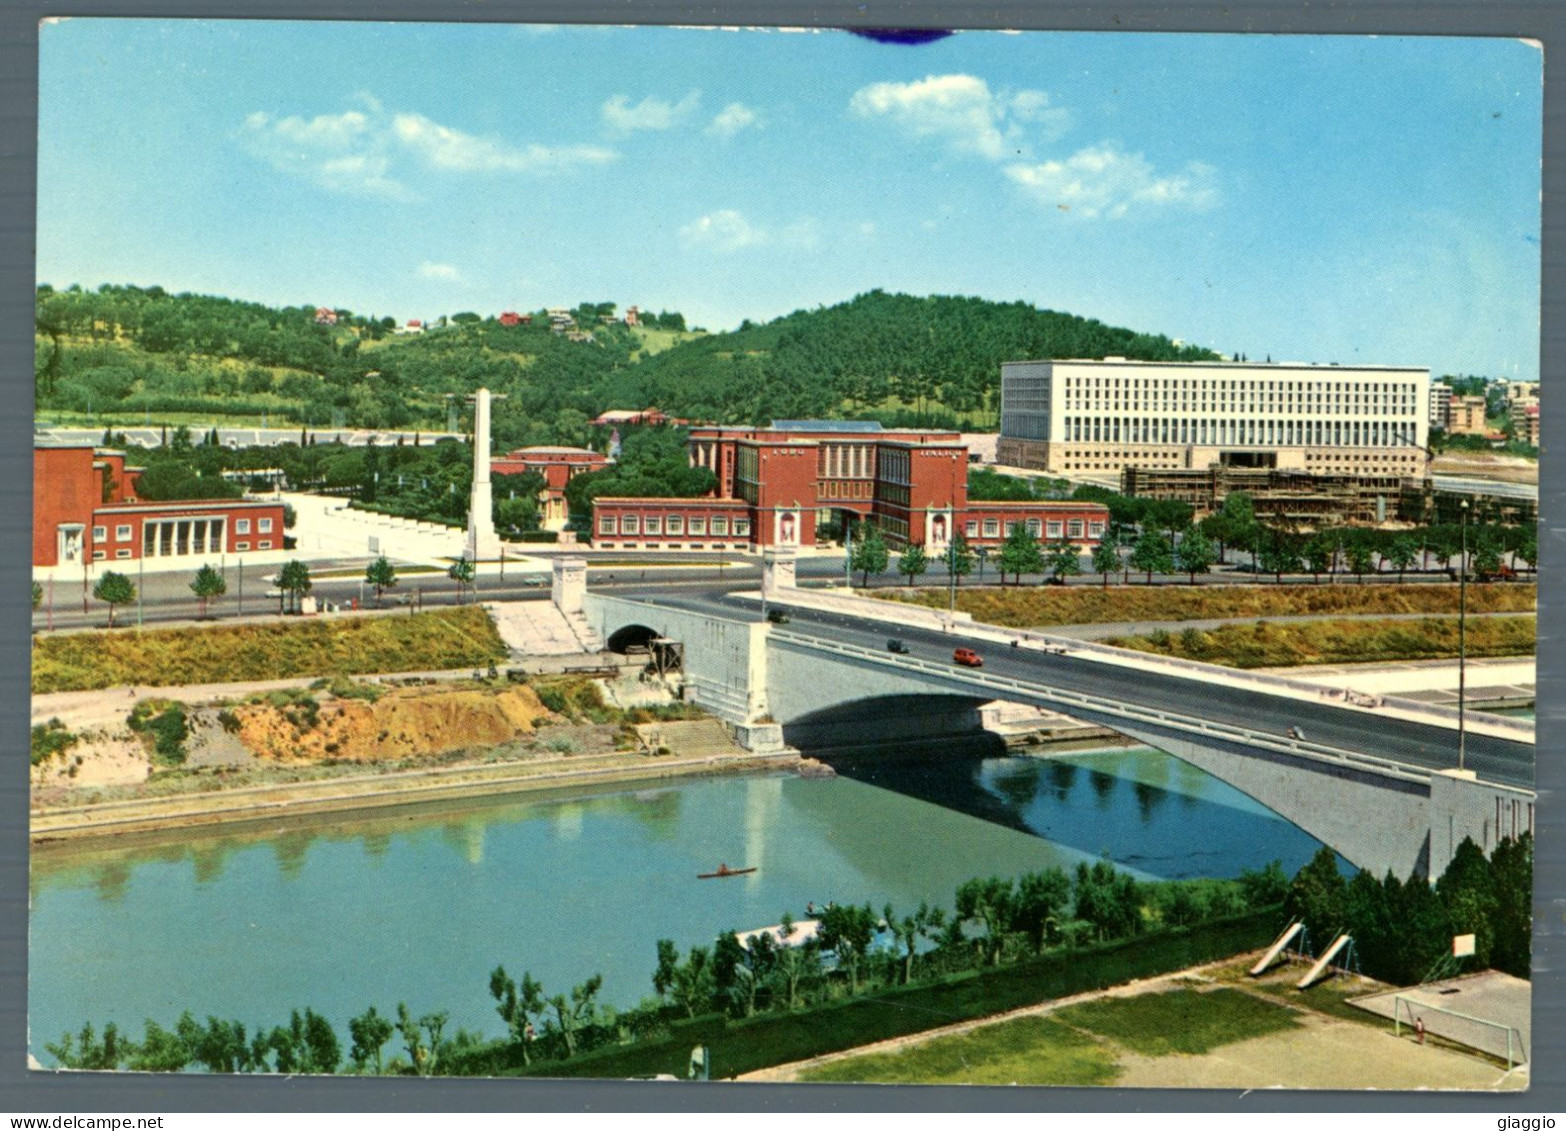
top-left (31, 739), bottom-right (810, 843)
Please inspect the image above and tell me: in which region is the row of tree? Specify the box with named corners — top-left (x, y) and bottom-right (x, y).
top-left (1286, 834), bottom-right (1531, 985)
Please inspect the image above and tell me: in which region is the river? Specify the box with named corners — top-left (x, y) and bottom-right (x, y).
top-left (29, 744), bottom-right (1326, 1061)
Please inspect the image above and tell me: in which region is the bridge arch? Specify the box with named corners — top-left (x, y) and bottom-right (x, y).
top-left (781, 692), bottom-right (1000, 752)
top-left (606, 623), bottom-right (661, 653)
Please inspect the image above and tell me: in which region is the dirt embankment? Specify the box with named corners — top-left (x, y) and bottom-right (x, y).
top-left (231, 684), bottom-right (552, 762)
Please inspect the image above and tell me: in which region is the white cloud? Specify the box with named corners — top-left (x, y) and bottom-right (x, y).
top-left (706, 102), bottom-right (760, 139)
top-left (417, 261), bottom-right (464, 282)
top-left (1004, 145), bottom-right (1220, 219)
top-left (392, 113), bottom-right (615, 173)
top-left (239, 98), bottom-right (616, 200)
top-left (848, 74), bottom-right (1066, 160)
top-left (238, 109), bottom-right (414, 200)
top-left (602, 91), bottom-right (702, 134)
top-left (678, 210), bottom-right (818, 253)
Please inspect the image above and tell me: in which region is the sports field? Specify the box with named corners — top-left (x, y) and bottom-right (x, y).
top-left (754, 960), bottom-right (1527, 1091)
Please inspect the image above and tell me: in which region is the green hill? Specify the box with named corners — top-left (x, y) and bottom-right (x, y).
top-left (35, 283), bottom-right (1219, 447)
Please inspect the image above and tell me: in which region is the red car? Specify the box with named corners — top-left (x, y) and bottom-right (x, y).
top-left (953, 647), bottom-right (984, 668)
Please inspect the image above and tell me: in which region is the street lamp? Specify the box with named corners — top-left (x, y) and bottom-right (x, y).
top-left (1457, 498), bottom-right (1469, 773)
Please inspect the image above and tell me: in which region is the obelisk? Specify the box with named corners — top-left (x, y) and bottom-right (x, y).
top-left (466, 387), bottom-right (502, 561)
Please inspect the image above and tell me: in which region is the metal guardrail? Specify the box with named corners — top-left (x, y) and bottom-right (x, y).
top-left (771, 630), bottom-right (1442, 787)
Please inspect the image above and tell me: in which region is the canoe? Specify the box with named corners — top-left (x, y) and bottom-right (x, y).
top-left (697, 866), bottom-right (757, 879)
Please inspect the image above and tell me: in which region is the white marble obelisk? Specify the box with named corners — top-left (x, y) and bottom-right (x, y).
top-left (466, 387), bottom-right (502, 561)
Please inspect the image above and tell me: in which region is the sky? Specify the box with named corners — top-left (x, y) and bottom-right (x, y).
top-left (37, 21), bottom-right (1542, 379)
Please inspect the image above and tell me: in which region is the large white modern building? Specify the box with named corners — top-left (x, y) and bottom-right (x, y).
top-left (997, 358), bottom-right (1431, 479)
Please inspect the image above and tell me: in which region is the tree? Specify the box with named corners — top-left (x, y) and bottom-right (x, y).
top-left (1488, 833), bottom-right (1532, 978)
top-left (489, 966), bottom-right (546, 1064)
top-left (897, 542), bottom-right (928, 586)
top-left (547, 975), bottom-right (603, 1057)
top-left (955, 876), bottom-right (1017, 965)
top-left (445, 555), bottom-right (476, 605)
top-left (849, 523), bottom-right (889, 588)
top-left (1091, 536), bottom-right (1121, 588)
top-left (277, 560), bottom-right (313, 614)
top-left (1175, 527), bottom-right (1215, 584)
top-left (265, 1008), bottom-right (340, 1075)
top-left (1344, 532), bottom-right (1376, 584)
top-left (1044, 538), bottom-right (1083, 584)
top-left (1073, 859), bottom-right (1142, 942)
top-left (1303, 533), bottom-right (1336, 584)
top-left (817, 902), bottom-right (877, 992)
top-left (1128, 530), bottom-right (1173, 584)
top-left (885, 900), bottom-right (945, 984)
top-left (945, 531), bottom-right (975, 587)
top-left (347, 1006), bottom-right (394, 1074)
top-left (1013, 867), bottom-right (1072, 952)
top-left (189, 563), bottom-right (227, 618)
top-left (1257, 528), bottom-right (1302, 584)
top-left (365, 555), bottom-right (398, 605)
top-left (93, 571), bottom-right (135, 627)
top-left (395, 1003), bottom-right (447, 1076)
top-left (997, 523), bottom-right (1043, 585)
top-left (1385, 535), bottom-right (1418, 583)
top-left (1285, 846), bottom-right (1347, 944)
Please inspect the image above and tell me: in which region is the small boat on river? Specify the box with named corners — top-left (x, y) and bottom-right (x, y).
top-left (697, 863), bottom-right (757, 879)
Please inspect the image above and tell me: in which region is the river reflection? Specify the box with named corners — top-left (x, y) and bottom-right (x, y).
top-left (30, 745), bottom-right (1324, 1063)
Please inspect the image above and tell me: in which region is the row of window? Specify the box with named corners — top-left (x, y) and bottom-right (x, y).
top-left (596, 542), bottom-right (748, 552)
top-left (1061, 419), bottom-right (1421, 447)
top-left (963, 517), bottom-right (1098, 539)
top-left (822, 479), bottom-right (870, 501)
top-left (90, 540), bottom-right (273, 561)
top-left (93, 516), bottom-right (273, 542)
top-left (598, 514), bottom-right (752, 538)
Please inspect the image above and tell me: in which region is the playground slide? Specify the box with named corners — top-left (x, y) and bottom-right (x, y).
top-left (1297, 933), bottom-right (1351, 989)
top-left (1249, 921), bottom-right (1303, 977)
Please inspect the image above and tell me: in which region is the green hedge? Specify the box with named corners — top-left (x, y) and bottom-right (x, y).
top-left (501, 905), bottom-right (1282, 1080)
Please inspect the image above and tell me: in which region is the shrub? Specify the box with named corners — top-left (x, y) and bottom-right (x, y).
top-left (128, 701), bottom-right (188, 765)
top-left (31, 718), bottom-right (78, 767)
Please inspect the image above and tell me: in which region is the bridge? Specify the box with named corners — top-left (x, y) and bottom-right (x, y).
top-left (547, 555), bottom-right (1535, 881)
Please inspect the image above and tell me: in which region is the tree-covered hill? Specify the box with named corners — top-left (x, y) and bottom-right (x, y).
top-left (597, 290), bottom-right (1219, 425)
top-left (35, 284), bottom-right (1219, 446)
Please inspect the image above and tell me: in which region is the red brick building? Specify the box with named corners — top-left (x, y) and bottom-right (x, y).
top-left (34, 444), bottom-right (287, 568)
top-left (591, 421), bottom-right (1108, 553)
top-left (490, 446), bottom-right (612, 529)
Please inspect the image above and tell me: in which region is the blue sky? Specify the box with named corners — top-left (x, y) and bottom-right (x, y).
top-left (38, 21), bottom-right (1541, 379)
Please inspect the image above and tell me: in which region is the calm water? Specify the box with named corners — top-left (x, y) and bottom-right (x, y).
top-left (29, 746), bottom-right (1324, 1060)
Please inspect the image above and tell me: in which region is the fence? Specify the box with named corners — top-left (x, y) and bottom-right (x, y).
top-left (1393, 994), bottom-right (1527, 1068)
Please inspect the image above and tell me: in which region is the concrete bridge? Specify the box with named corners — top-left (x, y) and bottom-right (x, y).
top-left (550, 557), bottom-right (1536, 881)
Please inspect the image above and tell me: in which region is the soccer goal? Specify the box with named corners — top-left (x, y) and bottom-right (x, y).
top-left (1393, 994), bottom-right (1527, 1069)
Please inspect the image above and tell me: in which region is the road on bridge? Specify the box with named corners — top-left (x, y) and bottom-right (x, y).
top-left (622, 586), bottom-right (1536, 792)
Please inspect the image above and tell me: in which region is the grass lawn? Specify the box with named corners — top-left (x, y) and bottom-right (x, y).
top-left (32, 606), bottom-right (508, 693)
top-left (1054, 987), bottom-right (1301, 1057)
top-left (881, 582), bottom-right (1536, 628)
top-left (1105, 615), bottom-right (1535, 669)
top-left (798, 1015), bottom-right (1120, 1086)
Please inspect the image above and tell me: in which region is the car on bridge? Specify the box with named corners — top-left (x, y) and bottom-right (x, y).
top-left (766, 608), bottom-right (790, 624)
top-left (887, 639), bottom-right (910, 654)
top-left (953, 647), bottom-right (983, 668)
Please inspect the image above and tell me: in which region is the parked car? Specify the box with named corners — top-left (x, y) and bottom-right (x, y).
top-left (887, 639), bottom-right (910, 654)
top-left (953, 647), bottom-right (983, 668)
top-left (766, 608), bottom-right (790, 624)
